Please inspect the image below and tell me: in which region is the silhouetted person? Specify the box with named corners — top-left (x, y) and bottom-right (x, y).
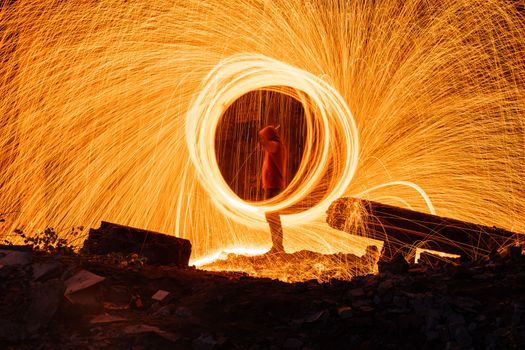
top-left (258, 125), bottom-right (287, 253)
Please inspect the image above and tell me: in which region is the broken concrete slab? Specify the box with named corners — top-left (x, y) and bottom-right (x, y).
top-left (151, 290), bottom-right (171, 303)
top-left (63, 270), bottom-right (106, 311)
top-left (64, 270), bottom-right (106, 295)
top-left (82, 221), bottom-right (192, 267)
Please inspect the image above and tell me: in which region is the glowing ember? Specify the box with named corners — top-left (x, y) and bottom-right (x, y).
top-left (0, 1), bottom-right (523, 271)
top-left (198, 248), bottom-right (380, 283)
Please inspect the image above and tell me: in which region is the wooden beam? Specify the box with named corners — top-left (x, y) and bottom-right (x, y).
top-left (327, 198), bottom-right (518, 261)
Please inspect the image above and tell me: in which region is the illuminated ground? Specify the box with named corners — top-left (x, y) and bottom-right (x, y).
top-left (200, 248), bottom-right (379, 283)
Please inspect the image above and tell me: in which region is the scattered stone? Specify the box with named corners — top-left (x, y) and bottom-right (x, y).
top-left (337, 306), bottom-right (353, 319)
top-left (151, 289), bottom-right (171, 304)
top-left (303, 310), bottom-right (327, 323)
top-left (1, 221), bottom-right (524, 350)
top-left (90, 314), bottom-right (127, 324)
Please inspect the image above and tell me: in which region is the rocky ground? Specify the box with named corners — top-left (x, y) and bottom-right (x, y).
top-left (1, 246), bottom-right (525, 350)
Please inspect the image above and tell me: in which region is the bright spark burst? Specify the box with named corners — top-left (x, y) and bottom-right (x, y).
top-left (0, 0), bottom-right (524, 265)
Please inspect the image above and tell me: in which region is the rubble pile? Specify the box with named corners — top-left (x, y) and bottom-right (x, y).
top-left (1, 245), bottom-right (524, 349)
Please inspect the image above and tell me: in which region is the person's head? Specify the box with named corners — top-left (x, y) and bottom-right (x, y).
top-left (259, 125), bottom-right (280, 142)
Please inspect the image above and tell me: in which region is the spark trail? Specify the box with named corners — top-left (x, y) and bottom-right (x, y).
top-left (0, 0), bottom-right (523, 264)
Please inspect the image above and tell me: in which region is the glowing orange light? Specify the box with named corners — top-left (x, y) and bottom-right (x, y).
top-left (0, 0), bottom-right (522, 268)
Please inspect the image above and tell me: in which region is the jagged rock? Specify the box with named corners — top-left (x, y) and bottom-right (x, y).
top-left (151, 289), bottom-right (172, 305)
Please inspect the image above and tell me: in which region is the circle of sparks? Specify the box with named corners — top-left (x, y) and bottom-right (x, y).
top-left (186, 54), bottom-right (359, 228)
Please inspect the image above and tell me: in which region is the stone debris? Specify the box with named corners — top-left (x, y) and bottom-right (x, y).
top-left (0, 244), bottom-right (524, 349)
top-left (90, 313), bottom-right (127, 324)
top-left (151, 289), bottom-right (171, 303)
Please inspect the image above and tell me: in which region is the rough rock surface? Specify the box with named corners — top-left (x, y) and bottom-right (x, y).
top-left (1, 247), bottom-right (524, 349)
